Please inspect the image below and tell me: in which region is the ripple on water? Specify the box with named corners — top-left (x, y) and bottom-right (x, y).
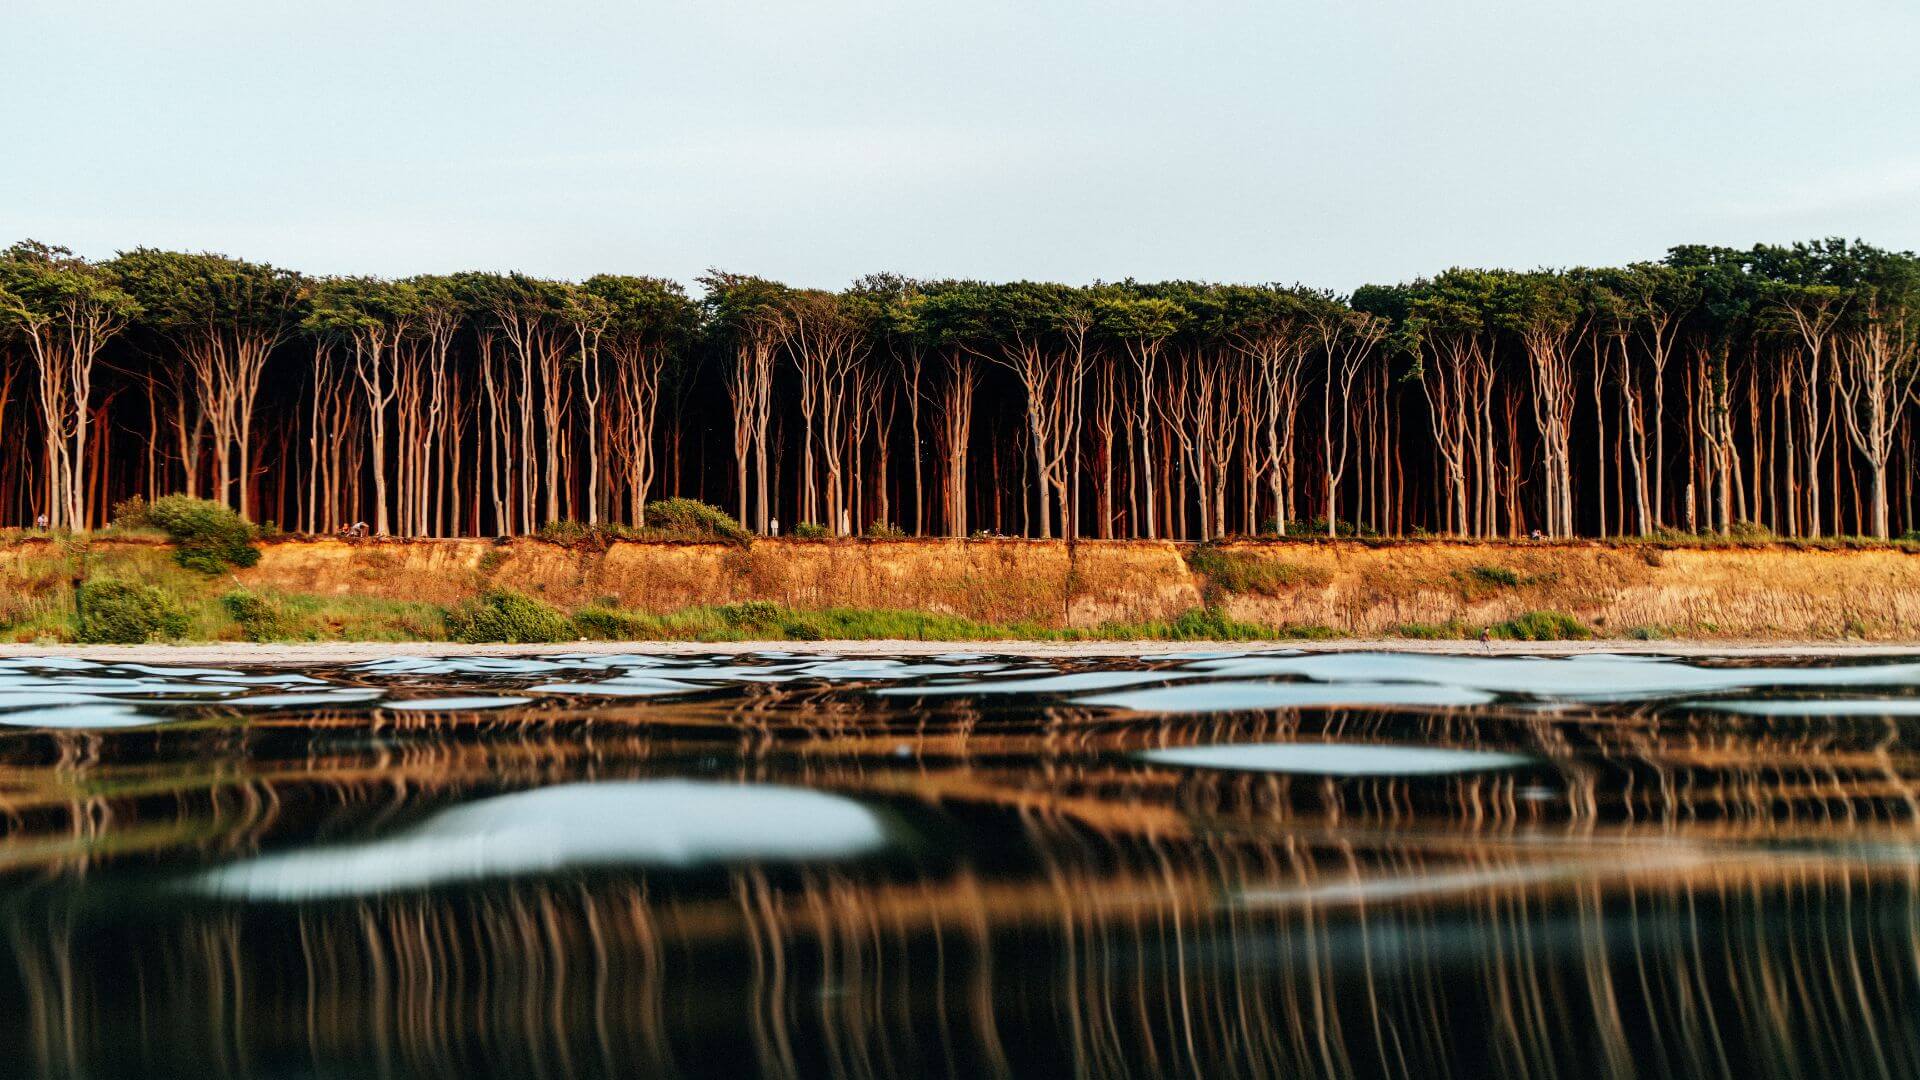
top-left (232, 689), bottom-right (388, 708)
top-left (1081, 680), bottom-right (1497, 714)
top-left (1180, 652), bottom-right (1920, 700)
top-left (875, 670), bottom-right (1182, 696)
top-left (384, 695), bottom-right (534, 711)
top-left (1139, 742), bottom-right (1536, 775)
top-left (1683, 697), bottom-right (1920, 717)
top-left (530, 677), bottom-right (709, 697)
top-left (0, 703), bottom-right (159, 729)
top-left (186, 780), bottom-right (891, 901)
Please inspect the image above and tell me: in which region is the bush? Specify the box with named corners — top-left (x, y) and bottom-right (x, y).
top-left (445, 589), bottom-right (573, 643)
top-left (715, 600), bottom-right (783, 631)
top-left (221, 589), bottom-right (292, 642)
top-left (1186, 544), bottom-right (1325, 596)
top-left (864, 521), bottom-right (906, 539)
top-left (110, 494), bottom-right (152, 528)
top-left (1463, 564), bottom-right (1521, 588)
top-left (791, 522), bottom-right (830, 540)
top-left (1396, 620), bottom-right (1470, 639)
top-left (75, 580), bottom-right (188, 644)
top-left (1725, 521), bottom-right (1780, 543)
top-left (1275, 516), bottom-right (1378, 539)
top-left (1162, 607), bottom-right (1270, 641)
top-left (642, 498), bottom-right (750, 543)
top-left (144, 495), bottom-right (260, 572)
top-left (1487, 610), bottom-right (1592, 641)
top-left (572, 605), bottom-right (653, 640)
top-left (536, 519), bottom-right (592, 546)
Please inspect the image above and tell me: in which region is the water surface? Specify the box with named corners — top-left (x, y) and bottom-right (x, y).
top-left (2, 649), bottom-right (1919, 1078)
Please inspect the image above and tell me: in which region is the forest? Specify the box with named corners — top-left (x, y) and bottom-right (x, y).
top-left (0, 238), bottom-right (1916, 542)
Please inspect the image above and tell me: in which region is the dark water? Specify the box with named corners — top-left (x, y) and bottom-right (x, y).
top-left (4, 649), bottom-right (1920, 1079)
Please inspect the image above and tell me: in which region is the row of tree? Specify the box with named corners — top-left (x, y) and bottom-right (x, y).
top-left (2, 239), bottom-right (1916, 540)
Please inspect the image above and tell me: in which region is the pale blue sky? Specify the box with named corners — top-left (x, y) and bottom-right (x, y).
top-left (5, 0), bottom-right (1917, 291)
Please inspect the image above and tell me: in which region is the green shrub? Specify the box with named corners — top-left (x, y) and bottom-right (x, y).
top-left (1275, 516), bottom-right (1377, 539)
top-left (791, 522), bottom-right (830, 540)
top-left (536, 519), bottom-right (592, 546)
top-left (1186, 544), bottom-right (1326, 596)
top-left (864, 521), bottom-right (906, 539)
top-left (572, 605), bottom-right (654, 639)
top-left (1162, 607), bottom-right (1270, 641)
top-left (537, 520), bottom-right (643, 548)
top-left (445, 589), bottom-right (573, 643)
top-left (1487, 610), bottom-right (1592, 641)
top-left (144, 495), bottom-right (260, 572)
top-left (1463, 564), bottom-right (1521, 588)
top-left (716, 600), bottom-right (784, 631)
top-left (110, 494), bottom-right (152, 528)
top-left (1725, 521), bottom-right (1780, 543)
top-left (642, 498), bottom-right (750, 543)
top-left (221, 589), bottom-right (292, 642)
top-left (75, 580), bottom-right (188, 644)
top-left (1396, 620), bottom-right (1470, 639)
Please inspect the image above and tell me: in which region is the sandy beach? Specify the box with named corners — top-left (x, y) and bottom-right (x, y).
top-left (5, 638), bottom-right (1918, 666)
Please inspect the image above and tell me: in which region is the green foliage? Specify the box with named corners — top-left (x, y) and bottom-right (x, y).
top-left (446, 589), bottom-right (573, 644)
top-left (716, 600), bottom-right (783, 628)
top-left (74, 580), bottom-right (188, 644)
top-left (110, 495), bottom-right (151, 528)
top-left (791, 522), bottom-right (830, 540)
top-left (1159, 607), bottom-right (1274, 641)
top-left (1278, 517), bottom-right (1378, 539)
top-left (144, 495), bottom-right (260, 572)
top-left (0, 241), bottom-right (141, 341)
top-left (1186, 545), bottom-right (1325, 596)
top-left (642, 498), bottom-right (750, 543)
top-left (1396, 620), bottom-right (1471, 639)
top-left (1464, 564), bottom-right (1521, 587)
top-left (864, 521), bottom-right (906, 539)
top-left (1725, 521), bottom-right (1780, 543)
top-left (535, 519), bottom-right (592, 546)
top-left (1487, 610), bottom-right (1592, 641)
top-left (220, 589), bottom-right (291, 643)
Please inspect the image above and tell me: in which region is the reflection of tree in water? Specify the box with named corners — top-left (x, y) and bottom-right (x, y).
top-left (0, 690), bottom-right (1918, 1078)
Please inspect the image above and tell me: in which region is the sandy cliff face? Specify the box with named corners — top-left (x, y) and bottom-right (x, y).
top-left (7, 536), bottom-right (1917, 638)
top-left (1204, 541), bottom-right (1920, 638)
top-left (243, 538), bottom-right (1203, 628)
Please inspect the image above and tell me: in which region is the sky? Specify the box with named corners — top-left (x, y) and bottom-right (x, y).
top-left (5, 0), bottom-right (1919, 293)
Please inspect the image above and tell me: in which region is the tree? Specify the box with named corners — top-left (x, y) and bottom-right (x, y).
top-left (111, 249), bottom-right (304, 518)
top-left (1830, 244), bottom-right (1920, 538)
top-left (588, 275), bottom-right (694, 525)
top-left (967, 282), bottom-right (1087, 539)
top-left (1313, 301), bottom-right (1386, 537)
top-left (304, 277), bottom-right (417, 536)
top-left (0, 242), bottom-right (138, 530)
top-left (701, 272), bottom-right (789, 532)
top-left (1096, 288), bottom-right (1183, 538)
top-left (1502, 271), bottom-right (1584, 537)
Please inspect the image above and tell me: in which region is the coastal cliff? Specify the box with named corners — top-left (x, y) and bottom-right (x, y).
top-left (3, 535), bottom-right (1917, 642)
